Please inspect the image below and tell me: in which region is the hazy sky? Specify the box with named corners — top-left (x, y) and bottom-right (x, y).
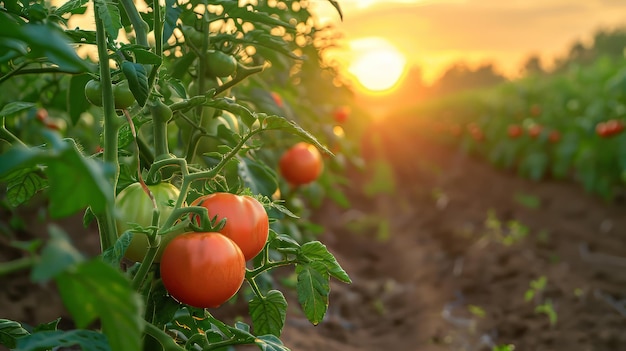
top-left (315, 0), bottom-right (626, 83)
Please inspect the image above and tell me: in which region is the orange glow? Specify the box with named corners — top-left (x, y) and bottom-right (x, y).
top-left (347, 37), bottom-right (407, 94)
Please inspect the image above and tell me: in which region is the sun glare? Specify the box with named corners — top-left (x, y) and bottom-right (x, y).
top-left (348, 37), bottom-right (407, 94)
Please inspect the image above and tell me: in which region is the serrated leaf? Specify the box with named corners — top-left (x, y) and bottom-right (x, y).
top-left (31, 225), bottom-right (85, 283)
top-left (16, 330), bottom-right (111, 351)
top-left (95, 0), bottom-right (121, 40)
top-left (249, 290), bottom-right (287, 337)
top-left (0, 319), bottom-right (30, 349)
top-left (262, 115), bottom-right (330, 155)
top-left (226, 7), bottom-right (295, 30)
top-left (299, 241), bottom-right (351, 283)
top-left (118, 117), bottom-right (149, 148)
top-left (33, 318), bottom-right (61, 333)
top-left (68, 73), bottom-right (92, 125)
top-left (0, 101), bottom-right (36, 118)
top-left (121, 61), bottom-right (149, 107)
top-left (0, 136), bottom-right (114, 218)
top-left (205, 98), bottom-right (255, 127)
top-left (254, 334), bottom-right (290, 351)
top-left (295, 260), bottom-right (329, 325)
top-left (6, 170), bottom-right (47, 207)
top-left (56, 259), bottom-right (144, 351)
top-left (102, 231), bottom-right (132, 266)
top-left (54, 0), bottom-right (89, 16)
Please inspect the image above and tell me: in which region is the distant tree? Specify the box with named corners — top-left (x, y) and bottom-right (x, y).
top-left (520, 55), bottom-right (544, 76)
top-left (430, 62), bottom-right (506, 96)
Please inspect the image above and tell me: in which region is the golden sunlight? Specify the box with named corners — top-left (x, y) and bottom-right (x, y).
top-left (347, 37), bottom-right (407, 94)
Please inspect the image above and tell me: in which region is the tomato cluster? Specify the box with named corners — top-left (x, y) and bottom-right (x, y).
top-left (596, 119), bottom-right (624, 138)
top-left (84, 79), bottom-right (135, 109)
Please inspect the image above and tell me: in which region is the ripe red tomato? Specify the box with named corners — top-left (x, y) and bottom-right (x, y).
top-left (507, 124), bottom-right (522, 138)
top-left (160, 232), bottom-right (246, 308)
top-left (270, 92), bottom-right (283, 108)
top-left (548, 130), bottom-right (561, 143)
top-left (528, 124), bottom-right (542, 139)
top-left (605, 119), bottom-right (624, 136)
top-left (333, 106), bottom-right (350, 123)
top-left (190, 193), bottom-right (269, 261)
top-left (530, 104), bottom-right (542, 117)
top-left (279, 142), bottom-right (323, 186)
top-left (115, 182), bottom-right (182, 262)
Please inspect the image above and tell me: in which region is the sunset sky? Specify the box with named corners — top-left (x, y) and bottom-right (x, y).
top-left (313, 0), bottom-right (626, 85)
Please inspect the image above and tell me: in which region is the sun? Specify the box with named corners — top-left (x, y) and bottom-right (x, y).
top-left (347, 37), bottom-right (407, 94)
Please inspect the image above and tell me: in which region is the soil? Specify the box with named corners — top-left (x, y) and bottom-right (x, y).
top-left (2, 117), bottom-right (626, 351)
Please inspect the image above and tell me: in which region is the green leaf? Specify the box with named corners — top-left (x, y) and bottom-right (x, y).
top-left (102, 231), bottom-right (132, 266)
top-left (0, 102), bottom-right (36, 118)
top-left (54, 0), bottom-right (89, 16)
top-left (0, 137), bottom-right (114, 218)
top-left (163, 0), bottom-right (182, 43)
top-left (95, 0), bottom-right (121, 40)
top-left (131, 47), bottom-right (162, 65)
top-left (0, 319), bottom-right (30, 349)
top-left (254, 334), bottom-right (290, 351)
top-left (6, 169), bottom-right (47, 207)
top-left (205, 98), bottom-right (255, 127)
top-left (295, 260), bottom-right (329, 325)
top-left (19, 24), bottom-right (92, 72)
top-left (249, 290), bottom-right (287, 337)
top-left (299, 241), bottom-right (351, 283)
top-left (46, 139), bottom-right (114, 217)
top-left (31, 225), bottom-right (84, 283)
top-left (16, 330), bottom-right (111, 351)
top-left (68, 73), bottom-right (92, 125)
top-left (144, 281), bottom-right (180, 328)
top-left (238, 157), bottom-right (278, 197)
top-left (226, 7), bottom-right (295, 30)
top-left (327, 0), bottom-right (343, 20)
top-left (261, 115), bottom-right (331, 155)
top-left (56, 259), bottom-right (144, 351)
top-left (33, 318), bottom-right (61, 332)
top-left (122, 61), bottom-right (149, 107)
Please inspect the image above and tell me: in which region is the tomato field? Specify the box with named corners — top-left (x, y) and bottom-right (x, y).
top-left (1, 0), bottom-right (626, 350)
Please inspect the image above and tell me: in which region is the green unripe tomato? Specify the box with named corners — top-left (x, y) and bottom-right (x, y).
top-left (113, 80), bottom-right (136, 109)
top-left (84, 79), bottom-right (103, 106)
top-left (205, 50), bottom-right (237, 78)
top-left (182, 25), bottom-right (204, 48)
top-left (115, 182), bottom-right (183, 262)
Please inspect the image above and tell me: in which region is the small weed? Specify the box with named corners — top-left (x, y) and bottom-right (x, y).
top-left (535, 300), bottom-right (558, 326)
top-left (467, 304), bottom-right (486, 318)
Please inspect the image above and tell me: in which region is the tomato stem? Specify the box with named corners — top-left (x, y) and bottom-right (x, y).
top-left (0, 256), bottom-right (37, 276)
top-left (118, 0), bottom-right (149, 48)
top-left (94, 6), bottom-right (122, 253)
top-left (143, 321), bottom-right (185, 351)
top-left (0, 122), bottom-right (26, 147)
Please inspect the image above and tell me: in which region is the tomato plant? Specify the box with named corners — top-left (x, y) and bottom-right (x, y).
top-left (160, 232), bottom-right (246, 308)
top-left (190, 193), bottom-right (269, 261)
top-left (0, 0), bottom-right (354, 350)
top-left (279, 142), bottom-right (324, 186)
